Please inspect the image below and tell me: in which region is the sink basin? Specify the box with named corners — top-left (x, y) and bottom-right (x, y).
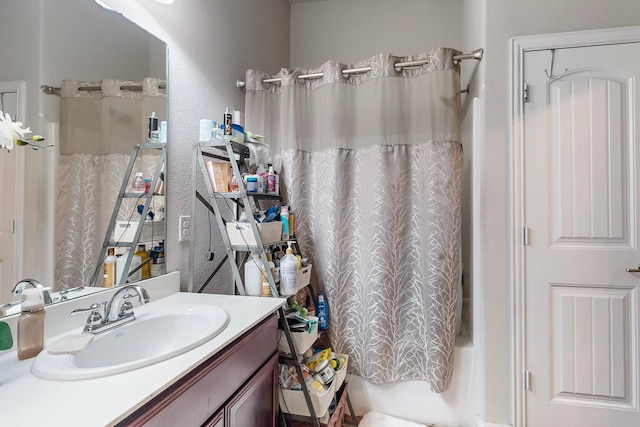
top-left (31, 304), bottom-right (229, 380)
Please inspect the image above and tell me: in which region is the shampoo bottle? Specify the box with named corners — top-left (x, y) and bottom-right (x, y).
top-left (17, 288), bottom-right (45, 360)
top-left (317, 292), bottom-right (329, 330)
top-left (279, 241), bottom-right (298, 296)
top-left (135, 244), bottom-right (151, 279)
top-left (281, 206), bottom-right (290, 240)
top-left (149, 112), bottom-right (159, 141)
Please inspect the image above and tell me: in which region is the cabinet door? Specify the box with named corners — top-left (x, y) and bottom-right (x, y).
top-left (225, 352), bottom-right (278, 427)
top-left (203, 410), bottom-right (224, 427)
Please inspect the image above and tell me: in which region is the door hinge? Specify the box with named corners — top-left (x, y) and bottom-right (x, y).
top-left (524, 369), bottom-right (531, 390)
top-left (10, 219), bottom-right (16, 234)
top-left (523, 83), bottom-right (529, 102)
top-left (523, 226), bottom-right (529, 245)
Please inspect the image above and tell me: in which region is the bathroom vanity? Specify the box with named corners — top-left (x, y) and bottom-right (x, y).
top-left (0, 276), bottom-right (285, 427)
top-left (120, 311), bottom-right (279, 426)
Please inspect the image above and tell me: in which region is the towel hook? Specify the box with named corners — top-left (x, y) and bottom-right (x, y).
top-left (545, 49), bottom-right (569, 79)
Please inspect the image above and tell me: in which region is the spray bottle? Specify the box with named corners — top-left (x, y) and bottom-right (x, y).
top-left (279, 241), bottom-right (298, 296)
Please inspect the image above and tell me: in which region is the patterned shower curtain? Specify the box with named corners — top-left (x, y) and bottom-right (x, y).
top-left (55, 78), bottom-right (165, 291)
top-left (245, 48), bottom-right (462, 392)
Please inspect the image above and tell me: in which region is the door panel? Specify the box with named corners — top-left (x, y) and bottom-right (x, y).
top-left (524, 43), bottom-right (640, 427)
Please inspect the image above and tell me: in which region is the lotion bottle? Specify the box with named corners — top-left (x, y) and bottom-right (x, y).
top-left (18, 288), bottom-right (45, 360)
top-left (103, 247), bottom-right (117, 287)
top-left (244, 252), bottom-right (263, 296)
top-left (279, 241), bottom-right (298, 296)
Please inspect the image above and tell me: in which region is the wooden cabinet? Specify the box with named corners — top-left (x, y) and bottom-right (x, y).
top-left (118, 313), bottom-right (279, 427)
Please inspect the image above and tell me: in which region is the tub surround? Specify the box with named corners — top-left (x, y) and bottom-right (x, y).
top-left (0, 273), bottom-right (285, 426)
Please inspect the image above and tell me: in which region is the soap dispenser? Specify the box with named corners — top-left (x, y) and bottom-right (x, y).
top-left (18, 288), bottom-right (46, 360)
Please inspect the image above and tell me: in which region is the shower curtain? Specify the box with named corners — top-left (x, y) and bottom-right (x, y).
top-left (245, 48), bottom-right (462, 392)
top-left (55, 78), bottom-right (165, 291)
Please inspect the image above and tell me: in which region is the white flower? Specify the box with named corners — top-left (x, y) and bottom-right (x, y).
top-left (0, 110), bottom-right (31, 150)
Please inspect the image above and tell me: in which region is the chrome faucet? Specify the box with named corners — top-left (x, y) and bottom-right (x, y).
top-left (105, 285), bottom-right (150, 322)
top-left (70, 285), bottom-right (151, 334)
top-left (12, 279), bottom-right (53, 305)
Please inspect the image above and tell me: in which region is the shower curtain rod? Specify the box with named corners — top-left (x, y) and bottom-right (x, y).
top-left (236, 48), bottom-right (483, 88)
top-left (40, 82), bottom-right (167, 96)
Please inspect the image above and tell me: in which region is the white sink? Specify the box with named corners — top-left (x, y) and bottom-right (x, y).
top-left (31, 304), bottom-right (229, 380)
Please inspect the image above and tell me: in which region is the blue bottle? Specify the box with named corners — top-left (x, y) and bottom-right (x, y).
top-left (317, 292), bottom-right (329, 330)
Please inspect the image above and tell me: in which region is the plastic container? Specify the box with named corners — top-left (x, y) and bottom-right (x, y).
top-left (317, 292), bottom-right (329, 330)
top-left (103, 247), bottom-right (117, 287)
top-left (244, 252), bottom-right (263, 296)
top-left (246, 176), bottom-right (258, 193)
top-left (135, 244), bottom-right (151, 279)
top-left (132, 172), bottom-right (145, 192)
top-left (280, 242), bottom-right (298, 296)
top-left (149, 112), bottom-right (159, 141)
top-left (281, 206), bottom-right (290, 240)
top-left (267, 165), bottom-right (276, 193)
top-left (17, 288), bottom-right (46, 360)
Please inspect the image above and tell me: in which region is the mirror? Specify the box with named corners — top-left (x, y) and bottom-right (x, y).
top-left (0, 0), bottom-right (167, 317)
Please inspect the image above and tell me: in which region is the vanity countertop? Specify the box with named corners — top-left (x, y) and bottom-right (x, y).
top-left (0, 291), bottom-right (285, 427)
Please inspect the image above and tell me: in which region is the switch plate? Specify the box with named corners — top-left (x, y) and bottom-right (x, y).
top-left (178, 215), bottom-right (190, 241)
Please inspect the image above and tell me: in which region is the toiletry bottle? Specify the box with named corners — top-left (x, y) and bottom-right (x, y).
top-left (132, 172), bottom-right (145, 192)
top-left (149, 112), bottom-right (159, 141)
top-left (267, 165), bottom-right (276, 193)
top-left (260, 262), bottom-right (272, 297)
top-left (289, 210), bottom-right (295, 238)
top-left (103, 247), bottom-right (117, 287)
top-left (279, 241), bottom-right (298, 296)
top-left (135, 244), bottom-right (151, 279)
top-left (17, 288), bottom-right (45, 360)
top-left (317, 292), bottom-right (329, 330)
top-left (280, 206), bottom-right (290, 240)
top-left (223, 108), bottom-right (232, 137)
top-left (257, 164), bottom-right (266, 194)
top-left (244, 252), bottom-right (263, 296)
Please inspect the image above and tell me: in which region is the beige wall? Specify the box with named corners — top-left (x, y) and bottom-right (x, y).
top-left (290, 0), bottom-right (462, 67)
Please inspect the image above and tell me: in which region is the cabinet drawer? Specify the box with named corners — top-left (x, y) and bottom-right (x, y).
top-left (119, 313), bottom-right (278, 427)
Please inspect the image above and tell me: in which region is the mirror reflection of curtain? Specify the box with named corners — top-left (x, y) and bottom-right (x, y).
top-left (55, 78), bottom-right (165, 291)
top-left (245, 48), bottom-right (462, 393)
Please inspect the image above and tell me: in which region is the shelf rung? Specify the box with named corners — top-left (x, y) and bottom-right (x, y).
top-left (107, 241), bottom-right (136, 248)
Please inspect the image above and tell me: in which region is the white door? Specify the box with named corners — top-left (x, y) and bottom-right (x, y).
top-left (0, 84), bottom-right (21, 303)
top-left (523, 43), bottom-right (640, 426)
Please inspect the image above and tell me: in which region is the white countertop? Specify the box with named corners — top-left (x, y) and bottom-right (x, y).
top-left (0, 291), bottom-right (285, 427)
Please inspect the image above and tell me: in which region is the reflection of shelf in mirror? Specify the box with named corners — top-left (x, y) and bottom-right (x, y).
top-left (212, 192), bottom-right (281, 200)
top-left (122, 192), bottom-right (164, 198)
top-left (112, 220), bottom-right (165, 244)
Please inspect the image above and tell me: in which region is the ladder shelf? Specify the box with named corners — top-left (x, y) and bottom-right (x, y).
top-left (190, 139), bottom-right (356, 427)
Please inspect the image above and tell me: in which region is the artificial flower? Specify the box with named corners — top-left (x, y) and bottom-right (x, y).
top-left (0, 110), bottom-right (48, 151)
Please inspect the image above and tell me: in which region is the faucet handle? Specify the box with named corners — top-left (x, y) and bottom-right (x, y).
top-left (120, 294), bottom-right (134, 317)
top-left (70, 303), bottom-right (103, 332)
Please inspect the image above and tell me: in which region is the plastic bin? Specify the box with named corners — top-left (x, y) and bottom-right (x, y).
top-left (279, 376), bottom-right (336, 418)
top-left (278, 317), bottom-right (318, 354)
top-left (113, 220), bottom-right (164, 243)
top-left (226, 221), bottom-right (282, 246)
